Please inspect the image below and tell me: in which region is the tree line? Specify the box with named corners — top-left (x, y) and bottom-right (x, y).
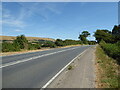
top-left (2, 24), bottom-right (119, 56)
top-left (94, 25), bottom-right (120, 64)
top-left (2, 35), bottom-right (41, 52)
top-left (2, 35), bottom-right (89, 52)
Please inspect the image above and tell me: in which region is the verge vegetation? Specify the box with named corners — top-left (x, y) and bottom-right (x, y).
top-left (96, 45), bottom-right (119, 88)
top-left (1, 33), bottom-right (96, 53)
top-left (94, 25), bottom-right (120, 88)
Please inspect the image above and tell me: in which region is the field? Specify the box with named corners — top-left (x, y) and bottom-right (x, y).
top-left (0, 35), bottom-right (55, 42)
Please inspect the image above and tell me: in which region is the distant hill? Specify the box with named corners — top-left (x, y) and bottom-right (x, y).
top-left (0, 36), bottom-right (55, 42)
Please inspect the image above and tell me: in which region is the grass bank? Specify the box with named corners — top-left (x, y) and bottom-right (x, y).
top-left (95, 45), bottom-right (120, 88)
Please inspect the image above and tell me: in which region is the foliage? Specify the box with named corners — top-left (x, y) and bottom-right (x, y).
top-left (112, 25), bottom-right (120, 35)
top-left (112, 25), bottom-right (120, 43)
top-left (96, 45), bottom-right (119, 88)
top-left (94, 25), bottom-right (120, 43)
top-left (14, 35), bottom-right (28, 49)
top-left (2, 34), bottom-right (83, 52)
top-left (0, 43), bottom-right (2, 52)
top-left (94, 30), bottom-right (114, 43)
top-left (64, 39), bottom-right (81, 45)
top-left (78, 31), bottom-right (90, 44)
top-left (55, 39), bottom-right (65, 46)
top-left (2, 42), bottom-right (20, 52)
top-left (13, 40), bottom-right (21, 51)
top-left (2, 35), bottom-right (41, 52)
top-left (28, 43), bottom-right (41, 50)
top-left (55, 39), bottom-right (82, 46)
top-left (99, 40), bottom-right (120, 63)
top-left (78, 35), bottom-right (87, 44)
top-left (42, 41), bottom-right (56, 48)
top-left (81, 31), bottom-right (90, 37)
top-left (68, 65), bottom-right (73, 70)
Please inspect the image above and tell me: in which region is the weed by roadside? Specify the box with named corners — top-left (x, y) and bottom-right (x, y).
top-left (95, 45), bottom-right (119, 88)
top-left (68, 65), bottom-right (73, 70)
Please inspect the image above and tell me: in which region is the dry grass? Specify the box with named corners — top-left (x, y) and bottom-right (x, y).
top-left (95, 45), bottom-right (119, 88)
top-left (0, 48), bottom-right (50, 56)
top-left (0, 35), bottom-right (55, 41)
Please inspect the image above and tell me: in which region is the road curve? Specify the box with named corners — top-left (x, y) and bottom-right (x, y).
top-left (2, 45), bottom-right (92, 88)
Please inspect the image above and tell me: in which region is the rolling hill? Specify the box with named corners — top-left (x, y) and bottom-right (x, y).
top-left (0, 36), bottom-right (55, 42)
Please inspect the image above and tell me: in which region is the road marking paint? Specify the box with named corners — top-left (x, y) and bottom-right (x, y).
top-left (41, 47), bottom-right (90, 89)
top-left (0, 46), bottom-right (82, 68)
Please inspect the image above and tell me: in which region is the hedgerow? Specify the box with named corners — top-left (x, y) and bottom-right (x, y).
top-left (100, 40), bottom-right (120, 63)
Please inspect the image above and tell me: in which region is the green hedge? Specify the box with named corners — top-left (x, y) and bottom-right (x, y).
top-left (2, 42), bottom-right (20, 52)
top-left (100, 40), bottom-right (120, 62)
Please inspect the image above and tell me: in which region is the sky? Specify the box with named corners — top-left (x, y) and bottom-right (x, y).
top-left (1, 2), bottom-right (118, 40)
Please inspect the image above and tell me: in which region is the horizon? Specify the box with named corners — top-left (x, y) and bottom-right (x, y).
top-left (2, 2), bottom-right (118, 40)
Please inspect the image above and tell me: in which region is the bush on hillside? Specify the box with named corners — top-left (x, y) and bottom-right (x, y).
top-left (42, 41), bottom-right (56, 48)
top-left (28, 43), bottom-right (41, 50)
top-left (55, 39), bottom-right (65, 46)
top-left (2, 42), bottom-right (20, 52)
top-left (14, 35), bottom-right (28, 49)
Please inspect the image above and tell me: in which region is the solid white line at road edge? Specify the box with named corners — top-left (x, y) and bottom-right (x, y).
top-left (41, 47), bottom-right (90, 89)
top-left (0, 46), bottom-right (82, 68)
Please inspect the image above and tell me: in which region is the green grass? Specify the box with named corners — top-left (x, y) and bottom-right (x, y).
top-left (96, 45), bottom-right (120, 88)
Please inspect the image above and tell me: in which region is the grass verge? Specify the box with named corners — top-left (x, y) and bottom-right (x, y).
top-left (95, 45), bottom-right (120, 88)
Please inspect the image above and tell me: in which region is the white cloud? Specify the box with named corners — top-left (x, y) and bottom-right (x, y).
top-left (2, 2), bottom-right (66, 28)
top-left (14, 29), bottom-right (22, 32)
top-left (2, 6), bottom-right (26, 28)
top-left (2, 19), bottom-right (26, 28)
top-left (17, 2), bottom-right (64, 21)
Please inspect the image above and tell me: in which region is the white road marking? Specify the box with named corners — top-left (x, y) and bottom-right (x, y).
top-left (41, 47), bottom-right (89, 89)
top-left (1, 47), bottom-right (82, 68)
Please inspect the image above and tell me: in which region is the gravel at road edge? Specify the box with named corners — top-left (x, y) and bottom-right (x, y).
top-left (47, 46), bottom-right (96, 88)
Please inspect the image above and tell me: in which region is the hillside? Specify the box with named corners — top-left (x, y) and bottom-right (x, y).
top-left (0, 36), bottom-right (55, 42)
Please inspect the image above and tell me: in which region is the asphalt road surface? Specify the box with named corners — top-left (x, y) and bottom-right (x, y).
top-left (2, 45), bottom-right (93, 88)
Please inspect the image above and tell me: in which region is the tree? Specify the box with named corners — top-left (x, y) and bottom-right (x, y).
top-left (81, 31), bottom-right (90, 37)
top-left (112, 25), bottom-right (120, 35)
top-left (94, 30), bottom-right (114, 43)
top-left (78, 31), bottom-right (90, 44)
top-left (14, 35), bottom-right (28, 49)
top-left (112, 25), bottom-right (120, 43)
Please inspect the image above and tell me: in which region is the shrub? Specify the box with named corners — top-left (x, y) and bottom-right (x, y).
top-left (68, 65), bottom-right (73, 70)
top-left (99, 40), bottom-right (120, 63)
top-left (28, 43), bottom-right (41, 50)
top-left (42, 41), bottom-right (56, 48)
top-left (2, 42), bottom-right (15, 52)
top-left (55, 39), bottom-right (65, 46)
top-left (13, 41), bottom-right (20, 51)
top-left (0, 43), bottom-right (2, 52)
top-left (14, 35), bottom-right (28, 49)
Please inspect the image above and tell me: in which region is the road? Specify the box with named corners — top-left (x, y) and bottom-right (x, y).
top-left (2, 45), bottom-right (92, 88)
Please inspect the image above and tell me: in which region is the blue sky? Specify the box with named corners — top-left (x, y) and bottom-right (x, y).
top-left (2, 2), bottom-right (118, 40)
